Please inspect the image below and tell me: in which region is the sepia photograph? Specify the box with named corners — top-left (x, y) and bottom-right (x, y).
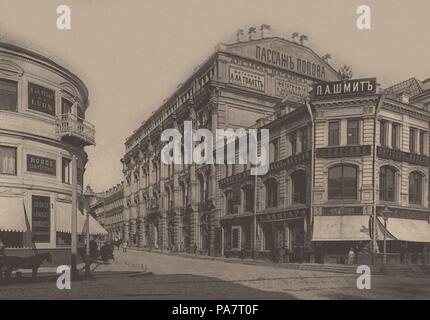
top-left (0, 0), bottom-right (429, 309)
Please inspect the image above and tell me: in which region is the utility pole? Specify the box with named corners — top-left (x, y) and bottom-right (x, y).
top-left (85, 205), bottom-right (90, 275)
top-left (71, 155), bottom-right (78, 280)
top-left (253, 171), bottom-right (258, 259)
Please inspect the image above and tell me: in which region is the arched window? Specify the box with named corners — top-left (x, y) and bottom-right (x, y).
top-left (409, 171), bottom-right (423, 205)
top-left (328, 164), bottom-right (358, 200)
top-left (265, 178), bottom-right (279, 208)
top-left (291, 171), bottom-right (307, 204)
top-left (380, 166), bottom-right (396, 202)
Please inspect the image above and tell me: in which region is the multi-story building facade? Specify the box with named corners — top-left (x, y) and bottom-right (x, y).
top-left (122, 31), bottom-right (430, 264)
top-left (311, 78), bottom-right (430, 264)
top-left (220, 77), bottom-right (430, 264)
top-left (122, 34), bottom-right (340, 255)
top-left (0, 41), bottom-right (105, 256)
top-left (89, 183), bottom-right (125, 242)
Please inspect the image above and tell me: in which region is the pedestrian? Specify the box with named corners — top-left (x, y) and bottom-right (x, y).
top-left (123, 240), bottom-right (128, 253)
top-left (0, 238), bottom-right (5, 257)
top-left (347, 247), bottom-right (355, 265)
top-left (193, 243), bottom-right (197, 256)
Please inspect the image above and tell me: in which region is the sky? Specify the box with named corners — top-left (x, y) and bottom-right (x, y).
top-left (0, 0), bottom-right (429, 191)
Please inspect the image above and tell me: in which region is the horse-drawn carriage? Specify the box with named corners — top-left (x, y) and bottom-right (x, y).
top-left (0, 253), bottom-right (52, 280)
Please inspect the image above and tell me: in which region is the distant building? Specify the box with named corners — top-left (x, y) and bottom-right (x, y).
top-left (89, 183), bottom-right (125, 242)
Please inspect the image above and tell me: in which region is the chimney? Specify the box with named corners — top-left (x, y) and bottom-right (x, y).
top-left (260, 24), bottom-right (272, 39)
top-left (399, 92), bottom-right (410, 104)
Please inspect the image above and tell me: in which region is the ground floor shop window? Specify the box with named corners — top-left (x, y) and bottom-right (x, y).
top-left (231, 226), bottom-right (241, 250)
top-left (56, 232), bottom-right (71, 246)
top-left (0, 231), bottom-right (24, 248)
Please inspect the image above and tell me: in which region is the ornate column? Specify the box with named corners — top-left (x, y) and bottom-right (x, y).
top-left (130, 195), bottom-right (138, 246)
top-left (138, 192), bottom-right (147, 247)
top-left (189, 165), bottom-right (200, 250)
top-left (123, 201), bottom-right (130, 242)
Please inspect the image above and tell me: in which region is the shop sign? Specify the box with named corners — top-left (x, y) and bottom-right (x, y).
top-left (229, 66), bottom-right (265, 92)
top-left (258, 209), bottom-right (306, 222)
top-left (27, 154), bottom-right (56, 176)
top-left (322, 206), bottom-right (363, 216)
top-left (28, 82), bottom-right (56, 116)
top-left (316, 145), bottom-right (371, 158)
top-left (275, 78), bottom-right (309, 102)
top-left (32, 195), bottom-right (50, 243)
top-left (313, 78), bottom-right (376, 99)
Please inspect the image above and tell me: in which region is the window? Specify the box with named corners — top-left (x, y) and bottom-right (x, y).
top-left (419, 131), bottom-right (426, 155)
top-left (291, 171), bottom-right (307, 204)
top-left (270, 138), bottom-right (279, 162)
top-left (328, 121), bottom-right (340, 146)
top-left (328, 164), bottom-right (358, 200)
top-left (243, 185), bottom-right (254, 212)
top-left (380, 120), bottom-right (387, 146)
top-left (265, 178), bottom-right (279, 208)
top-left (0, 146), bottom-right (17, 175)
top-left (231, 226), bottom-right (241, 250)
top-left (0, 79), bottom-right (17, 111)
top-left (225, 191), bottom-right (234, 215)
top-left (392, 123), bottom-right (400, 149)
top-left (379, 166), bottom-right (396, 202)
top-left (289, 132), bottom-right (297, 156)
top-left (61, 98), bottom-right (72, 115)
top-left (347, 119), bottom-right (359, 145)
top-left (300, 127), bottom-right (308, 152)
top-left (62, 158), bottom-right (71, 184)
top-left (409, 171), bottom-right (423, 205)
top-left (409, 128), bottom-right (417, 153)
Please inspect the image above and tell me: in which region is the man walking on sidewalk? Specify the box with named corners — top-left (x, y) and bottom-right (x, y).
top-left (122, 241), bottom-right (128, 253)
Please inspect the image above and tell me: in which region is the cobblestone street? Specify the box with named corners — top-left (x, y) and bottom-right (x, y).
top-left (1, 249), bottom-right (430, 300)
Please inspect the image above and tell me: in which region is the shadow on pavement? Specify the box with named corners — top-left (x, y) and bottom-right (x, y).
top-left (0, 271), bottom-right (296, 300)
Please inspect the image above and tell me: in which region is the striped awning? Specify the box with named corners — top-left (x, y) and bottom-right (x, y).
top-left (312, 215), bottom-right (371, 241)
top-left (378, 217), bottom-right (430, 243)
top-left (0, 197), bottom-right (27, 232)
top-left (56, 202), bottom-right (107, 236)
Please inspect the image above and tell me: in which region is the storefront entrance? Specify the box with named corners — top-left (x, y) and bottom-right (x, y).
top-left (262, 219), bottom-right (305, 263)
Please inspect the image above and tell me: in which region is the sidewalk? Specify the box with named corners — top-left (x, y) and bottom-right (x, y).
top-left (122, 246), bottom-right (430, 277)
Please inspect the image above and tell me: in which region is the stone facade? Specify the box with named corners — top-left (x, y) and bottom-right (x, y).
top-left (121, 36), bottom-right (339, 256)
top-left (0, 41), bottom-right (95, 249)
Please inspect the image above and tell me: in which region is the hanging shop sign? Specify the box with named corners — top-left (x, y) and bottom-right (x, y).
top-left (32, 195), bottom-right (51, 243)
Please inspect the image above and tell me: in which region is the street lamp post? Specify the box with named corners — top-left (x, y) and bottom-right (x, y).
top-left (381, 206), bottom-right (391, 266)
top-left (253, 170), bottom-right (257, 260)
top-left (71, 155), bottom-right (78, 280)
top-left (82, 188), bottom-right (96, 276)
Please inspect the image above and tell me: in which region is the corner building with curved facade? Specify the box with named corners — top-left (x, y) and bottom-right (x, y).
top-left (0, 42), bottom-right (104, 258)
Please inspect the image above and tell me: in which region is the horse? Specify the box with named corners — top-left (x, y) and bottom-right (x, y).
top-left (1, 253), bottom-right (52, 279)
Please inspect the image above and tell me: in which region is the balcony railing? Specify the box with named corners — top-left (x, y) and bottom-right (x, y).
top-left (56, 113), bottom-right (96, 146)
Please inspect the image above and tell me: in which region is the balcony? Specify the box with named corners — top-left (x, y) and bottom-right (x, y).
top-left (56, 113), bottom-right (95, 146)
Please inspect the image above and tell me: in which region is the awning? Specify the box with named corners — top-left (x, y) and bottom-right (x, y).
top-left (56, 202), bottom-right (107, 236)
top-left (313, 215), bottom-right (371, 241)
top-left (378, 217), bottom-right (430, 243)
top-left (0, 197), bottom-right (27, 232)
